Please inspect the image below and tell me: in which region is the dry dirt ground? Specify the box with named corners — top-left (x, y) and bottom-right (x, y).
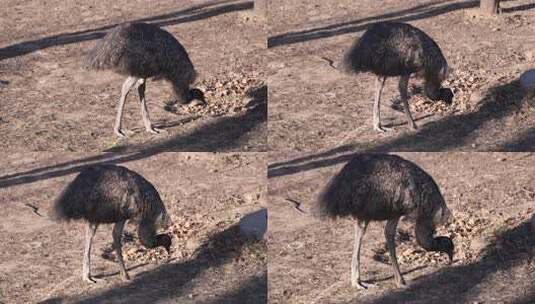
top-left (0, 0), bottom-right (266, 152)
top-left (269, 152), bottom-right (535, 304)
top-left (0, 152), bottom-right (266, 303)
top-left (268, 0), bottom-right (535, 153)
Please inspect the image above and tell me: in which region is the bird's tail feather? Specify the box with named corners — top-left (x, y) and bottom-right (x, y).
top-left (51, 186), bottom-right (76, 222)
top-left (312, 172), bottom-right (353, 219)
top-left (83, 35), bottom-right (119, 71)
top-left (50, 180), bottom-right (87, 222)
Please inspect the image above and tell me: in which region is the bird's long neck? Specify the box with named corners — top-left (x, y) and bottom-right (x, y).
top-left (138, 219), bottom-right (158, 249)
top-left (424, 79), bottom-right (441, 101)
top-left (171, 84), bottom-right (189, 104)
top-left (415, 216), bottom-right (441, 252)
top-left (169, 69), bottom-right (196, 104)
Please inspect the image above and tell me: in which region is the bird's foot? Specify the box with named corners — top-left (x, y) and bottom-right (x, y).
top-left (146, 126), bottom-right (166, 135)
top-left (352, 280), bottom-right (375, 290)
top-left (115, 129), bottom-right (135, 138)
top-left (83, 275), bottom-right (102, 284)
top-left (189, 99), bottom-right (207, 107)
top-left (115, 129), bottom-right (127, 138)
top-left (373, 125), bottom-right (393, 133)
top-left (395, 278), bottom-right (407, 288)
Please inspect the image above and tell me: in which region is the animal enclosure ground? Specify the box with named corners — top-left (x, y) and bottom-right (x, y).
top-left (268, 0), bottom-right (535, 152)
top-left (0, 152), bottom-right (266, 303)
top-left (268, 152), bottom-right (535, 303)
top-left (0, 0), bottom-right (266, 152)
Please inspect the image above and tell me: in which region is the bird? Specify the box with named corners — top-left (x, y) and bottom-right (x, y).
top-left (51, 164), bottom-right (172, 283)
top-left (341, 22), bottom-right (454, 132)
top-left (314, 153), bottom-right (454, 289)
top-left (85, 22), bottom-right (204, 137)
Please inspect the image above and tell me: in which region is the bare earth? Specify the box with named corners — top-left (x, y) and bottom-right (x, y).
top-left (0, 152), bottom-right (267, 303)
top-left (3, 1), bottom-right (535, 303)
top-left (0, 0), bottom-right (266, 152)
top-left (268, 152), bottom-right (535, 303)
top-left (268, 0), bottom-right (535, 153)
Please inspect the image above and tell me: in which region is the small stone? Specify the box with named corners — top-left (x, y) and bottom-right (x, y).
top-left (324, 92), bottom-right (336, 98)
top-left (186, 238), bottom-right (201, 251)
top-left (402, 248), bottom-right (412, 256)
top-left (243, 192), bottom-right (261, 204)
top-left (469, 90), bottom-right (485, 105)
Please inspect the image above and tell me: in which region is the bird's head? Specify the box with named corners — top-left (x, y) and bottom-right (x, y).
top-left (425, 82), bottom-right (454, 104)
top-left (156, 234), bottom-right (172, 254)
top-left (435, 236), bottom-right (454, 264)
top-left (439, 88), bottom-right (454, 104)
top-left (186, 88), bottom-right (206, 106)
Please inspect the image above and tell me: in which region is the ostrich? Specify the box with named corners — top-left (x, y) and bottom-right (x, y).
top-left (85, 22), bottom-right (204, 137)
top-left (51, 164), bottom-right (172, 283)
top-left (341, 22), bottom-right (454, 132)
top-left (315, 153), bottom-right (454, 289)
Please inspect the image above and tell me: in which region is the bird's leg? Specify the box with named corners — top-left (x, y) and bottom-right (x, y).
top-left (83, 223), bottom-right (99, 283)
top-left (115, 76), bottom-right (139, 138)
top-left (399, 75), bottom-right (417, 130)
top-left (373, 76), bottom-right (391, 132)
top-left (385, 216), bottom-right (406, 287)
top-left (112, 220), bottom-right (130, 281)
top-left (137, 78), bottom-right (163, 135)
top-left (351, 219), bottom-right (372, 289)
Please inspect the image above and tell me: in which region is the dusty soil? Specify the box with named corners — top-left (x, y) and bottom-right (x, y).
top-left (0, 0), bottom-right (266, 152)
top-left (268, 0), bottom-right (535, 152)
top-left (0, 152), bottom-right (267, 303)
top-left (268, 152), bottom-right (535, 304)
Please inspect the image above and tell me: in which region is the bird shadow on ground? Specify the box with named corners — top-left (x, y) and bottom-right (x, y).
top-left (129, 115), bottom-right (202, 134)
top-left (511, 290), bottom-right (535, 304)
top-left (268, 0), bottom-right (529, 48)
top-left (268, 0), bottom-right (479, 48)
top-left (105, 84), bottom-right (267, 152)
top-left (0, 0), bottom-right (254, 61)
top-left (385, 113), bottom-right (435, 128)
top-left (502, 2), bottom-right (535, 13)
top-left (94, 262), bottom-right (151, 279)
top-left (40, 224), bottom-right (267, 303)
top-left (364, 265), bottom-right (428, 285)
top-left (200, 272), bottom-right (267, 304)
top-left (494, 125), bottom-right (535, 151)
top-left (0, 85), bottom-right (266, 189)
top-left (355, 219), bottom-right (535, 304)
top-left (268, 78), bottom-right (527, 178)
